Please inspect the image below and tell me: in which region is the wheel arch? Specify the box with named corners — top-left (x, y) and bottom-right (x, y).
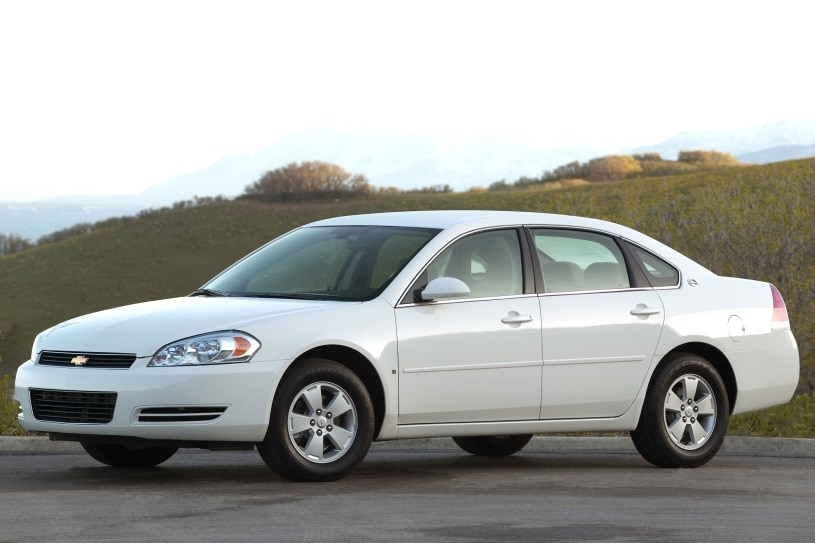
top-left (286, 345), bottom-right (387, 438)
top-left (659, 342), bottom-right (737, 413)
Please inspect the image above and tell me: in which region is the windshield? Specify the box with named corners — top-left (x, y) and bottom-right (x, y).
top-left (204, 225), bottom-right (439, 301)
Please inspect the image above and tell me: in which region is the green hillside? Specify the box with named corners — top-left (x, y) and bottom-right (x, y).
top-left (2, 158), bottom-right (814, 434)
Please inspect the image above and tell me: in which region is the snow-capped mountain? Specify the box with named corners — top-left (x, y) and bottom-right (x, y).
top-left (630, 120), bottom-right (815, 162)
top-left (4, 121), bottom-right (815, 241)
top-left (136, 130), bottom-right (602, 204)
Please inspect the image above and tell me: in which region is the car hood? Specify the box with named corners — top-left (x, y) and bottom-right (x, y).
top-left (36, 296), bottom-right (345, 358)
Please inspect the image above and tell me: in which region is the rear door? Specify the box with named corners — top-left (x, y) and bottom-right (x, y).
top-left (530, 228), bottom-right (665, 419)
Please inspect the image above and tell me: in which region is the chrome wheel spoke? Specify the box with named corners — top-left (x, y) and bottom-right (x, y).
top-left (665, 390), bottom-right (684, 413)
top-left (325, 393), bottom-right (353, 418)
top-left (304, 432), bottom-right (325, 460)
top-left (695, 395), bottom-right (716, 417)
top-left (689, 419), bottom-right (710, 446)
top-left (287, 380), bottom-right (358, 464)
top-left (668, 418), bottom-right (687, 443)
top-left (289, 413), bottom-right (314, 435)
top-left (663, 373), bottom-right (717, 451)
top-left (327, 426), bottom-right (354, 449)
top-left (682, 376), bottom-right (699, 403)
top-left (302, 385), bottom-right (325, 414)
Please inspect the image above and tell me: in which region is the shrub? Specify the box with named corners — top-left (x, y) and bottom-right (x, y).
top-left (1, 375), bottom-right (24, 436)
top-left (243, 161), bottom-right (372, 201)
top-left (678, 150), bottom-right (740, 165)
top-left (583, 155), bottom-right (643, 182)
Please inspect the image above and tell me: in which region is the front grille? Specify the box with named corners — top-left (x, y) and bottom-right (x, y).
top-left (30, 389), bottom-right (117, 424)
top-left (37, 351), bottom-right (137, 369)
top-left (137, 406), bottom-right (228, 423)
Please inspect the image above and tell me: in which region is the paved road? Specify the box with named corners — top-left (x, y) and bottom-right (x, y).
top-left (2, 440), bottom-right (814, 543)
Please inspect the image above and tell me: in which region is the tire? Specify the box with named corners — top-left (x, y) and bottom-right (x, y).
top-left (631, 353), bottom-right (729, 468)
top-left (80, 442), bottom-right (177, 468)
top-left (453, 434), bottom-right (533, 456)
top-left (257, 358), bottom-right (374, 482)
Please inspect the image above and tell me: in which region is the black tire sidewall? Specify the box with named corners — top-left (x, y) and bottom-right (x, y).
top-left (81, 442), bottom-right (177, 468)
top-left (639, 354), bottom-right (729, 468)
top-left (453, 434), bottom-right (533, 456)
top-left (259, 358), bottom-right (374, 481)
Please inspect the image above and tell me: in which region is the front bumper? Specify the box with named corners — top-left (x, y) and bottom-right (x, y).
top-left (14, 357), bottom-right (285, 443)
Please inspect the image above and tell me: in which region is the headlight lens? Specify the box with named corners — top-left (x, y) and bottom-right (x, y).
top-left (148, 332), bottom-right (261, 367)
top-left (30, 328), bottom-right (52, 362)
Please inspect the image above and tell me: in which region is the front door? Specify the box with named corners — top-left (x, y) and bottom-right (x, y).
top-left (396, 229), bottom-right (543, 424)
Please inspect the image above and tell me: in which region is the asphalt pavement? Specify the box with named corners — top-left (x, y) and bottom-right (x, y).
top-left (3, 438), bottom-right (815, 543)
top-left (2, 434), bottom-right (814, 456)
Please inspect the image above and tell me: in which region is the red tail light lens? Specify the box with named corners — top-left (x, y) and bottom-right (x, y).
top-left (770, 284), bottom-right (790, 329)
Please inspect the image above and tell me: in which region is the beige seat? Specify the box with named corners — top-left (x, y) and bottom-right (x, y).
top-left (542, 261), bottom-right (583, 293)
top-left (584, 262), bottom-right (628, 290)
top-left (479, 257), bottom-right (516, 297)
top-left (465, 234), bottom-right (522, 298)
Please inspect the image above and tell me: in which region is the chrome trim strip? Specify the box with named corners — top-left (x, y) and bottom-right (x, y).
top-left (403, 359), bottom-right (541, 373)
top-left (544, 355), bottom-right (645, 366)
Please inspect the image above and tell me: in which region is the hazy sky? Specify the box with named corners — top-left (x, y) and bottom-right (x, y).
top-left (1, 0), bottom-right (813, 201)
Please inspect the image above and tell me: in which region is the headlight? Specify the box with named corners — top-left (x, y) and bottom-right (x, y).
top-left (148, 332), bottom-right (261, 367)
top-left (31, 328), bottom-right (52, 362)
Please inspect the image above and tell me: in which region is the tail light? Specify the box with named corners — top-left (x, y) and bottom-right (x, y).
top-left (770, 284), bottom-right (790, 330)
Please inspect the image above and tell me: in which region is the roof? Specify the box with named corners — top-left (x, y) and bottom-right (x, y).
top-left (306, 210), bottom-right (610, 231)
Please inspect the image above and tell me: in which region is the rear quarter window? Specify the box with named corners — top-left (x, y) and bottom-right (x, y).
top-left (629, 245), bottom-right (680, 287)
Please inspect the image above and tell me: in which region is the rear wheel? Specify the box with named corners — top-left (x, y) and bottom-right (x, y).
top-left (631, 353), bottom-right (728, 468)
top-left (81, 442), bottom-right (177, 468)
top-left (453, 434), bottom-right (533, 456)
top-left (257, 359), bottom-right (374, 482)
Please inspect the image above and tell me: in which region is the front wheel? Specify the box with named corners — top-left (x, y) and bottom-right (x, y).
top-left (453, 434), bottom-right (533, 456)
top-left (81, 442), bottom-right (177, 468)
top-left (257, 359), bottom-right (374, 482)
top-left (631, 353), bottom-right (729, 468)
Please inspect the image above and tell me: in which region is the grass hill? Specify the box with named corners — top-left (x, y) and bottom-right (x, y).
top-left (2, 158), bottom-right (814, 434)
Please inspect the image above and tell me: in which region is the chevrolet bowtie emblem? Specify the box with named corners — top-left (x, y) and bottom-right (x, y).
top-left (70, 355), bottom-right (90, 366)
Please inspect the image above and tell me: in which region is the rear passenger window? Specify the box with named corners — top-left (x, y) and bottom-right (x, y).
top-left (629, 245), bottom-right (680, 287)
top-left (532, 229), bottom-right (630, 293)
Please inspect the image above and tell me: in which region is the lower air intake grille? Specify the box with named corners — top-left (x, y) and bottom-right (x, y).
top-left (30, 389), bottom-right (117, 424)
top-left (137, 406), bottom-right (228, 423)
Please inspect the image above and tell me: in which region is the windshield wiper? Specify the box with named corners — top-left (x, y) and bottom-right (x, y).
top-left (190, 288), bottom-right (231, 297)
top-left (244, 292), bottom-right (325, 300)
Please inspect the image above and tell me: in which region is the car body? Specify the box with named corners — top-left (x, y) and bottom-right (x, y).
top-left (15, 210), bottom-right (799, 480)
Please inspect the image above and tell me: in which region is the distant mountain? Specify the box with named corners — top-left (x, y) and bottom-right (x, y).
top-left (4, 121), bottom-right (815, 241)
top-left (631, 120), bottom-right (815, 162)
top-left (137, 129), bottom-right (602, 204)
top-left (138, 122), bottom-right (815, 206)
top-left (0, 200), bottom-right (144, 241)
top-left (737, 144), bottom-right (815, 164)
top-left (0, 130), bottom-right (601, 240)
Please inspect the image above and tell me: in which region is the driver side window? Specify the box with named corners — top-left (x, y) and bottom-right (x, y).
top-left (417, 229), bottom-right (524, 300)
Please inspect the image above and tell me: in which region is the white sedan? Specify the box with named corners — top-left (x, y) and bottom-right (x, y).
top-left (15, 211), bottom-right (799, 481)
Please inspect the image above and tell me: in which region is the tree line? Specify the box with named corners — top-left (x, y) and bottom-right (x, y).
top-left (0, 152), bottom-right (740, 256)
top-left (489, 150), bottom-right (740, 190)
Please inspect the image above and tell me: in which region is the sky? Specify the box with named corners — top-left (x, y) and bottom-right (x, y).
top-left (1, 0), bottom-right (813, 202)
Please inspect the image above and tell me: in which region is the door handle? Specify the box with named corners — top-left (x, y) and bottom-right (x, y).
top-left (630, 306), bottom-right (662, 316)
top-left (501, 313), bottom-right (534, 324)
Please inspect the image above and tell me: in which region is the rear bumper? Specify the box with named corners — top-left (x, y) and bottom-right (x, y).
top-left (731, 329), bottom-right (799, 415)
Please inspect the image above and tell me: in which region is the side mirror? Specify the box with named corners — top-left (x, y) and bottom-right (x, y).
top-left (420, 277), bottom-right (470, 302)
